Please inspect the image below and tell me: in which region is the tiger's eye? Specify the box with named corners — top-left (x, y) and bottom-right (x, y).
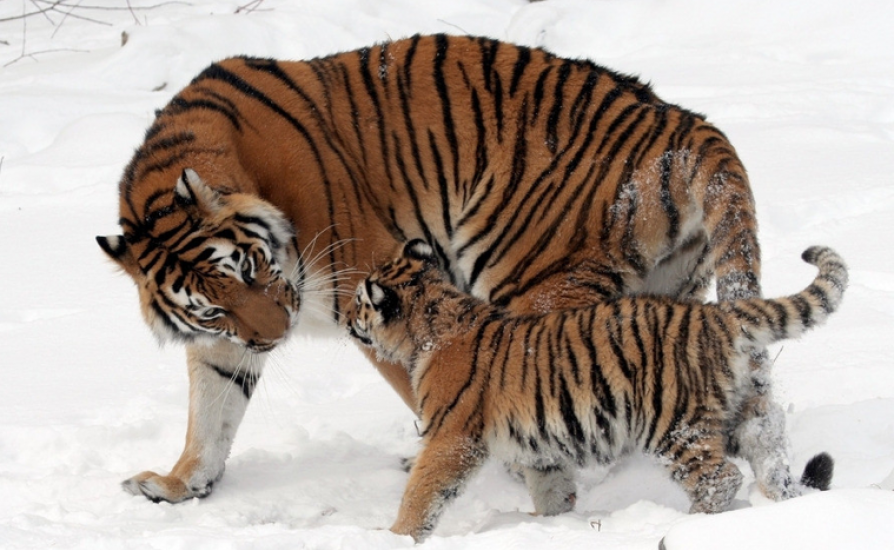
top-left (200, 307), bottom-right (226, 320)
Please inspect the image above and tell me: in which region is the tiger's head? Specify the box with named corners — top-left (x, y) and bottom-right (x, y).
top-left (346, 239), bottom-right (442, 365)
top-left (97, 168), bottom-right (300, 353)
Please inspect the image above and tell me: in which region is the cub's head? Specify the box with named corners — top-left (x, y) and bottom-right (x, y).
top-left (97, 168), bottom-right (299, 353)
top-left (346, 239), bottom-right (439, 364)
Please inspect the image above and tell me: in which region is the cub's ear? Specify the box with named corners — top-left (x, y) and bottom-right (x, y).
top-left (366, 280), bottom-right (401, 322)
top-left (403, 239), bottom-right (435, 262)
top-left (96, 235), bottom-right (141, 278)
top-left (175, 168), bottom-right (222, 214)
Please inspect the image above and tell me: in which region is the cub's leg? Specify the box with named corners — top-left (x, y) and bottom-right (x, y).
top-left (693, 163), bottom-right (799, 501)
top-left (728, 372), bottom-right (801, 500)
top-left (684, 458), bottom-right (743, 514)
top-left (122, 340), bottom-right (262, 503)
top-left (657, 424), bottom-right (743, 514)
top-left (523, 464), bottom-right (577, 516)
top-left (391, 436), bottom-right (487, 542)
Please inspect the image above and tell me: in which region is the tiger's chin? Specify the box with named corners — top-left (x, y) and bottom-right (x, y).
top-left (148, 326), bottom-right (295, 356)
top-left (354, 334), bottom-right (413, 367)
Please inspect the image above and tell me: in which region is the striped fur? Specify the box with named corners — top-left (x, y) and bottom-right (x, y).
top-left (347, 242), bottom-right (846, 541)
top-left (98, 35), bottom-right (770, 504)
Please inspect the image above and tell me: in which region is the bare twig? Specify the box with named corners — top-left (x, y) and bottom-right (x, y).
top-left (125, 0), bottom-right (141, 25)
top-left (4, 47), bottom-right (90, 67)
top-left (0, 0), bottom-right (191, 22)
top-left (52, 0), bottom-right (115, 39)
top-left (3, 0), bottom-right (188, 65)
top-left (0, 0), bottom-right (59, 23)
top-left (436, 19), bottom-right (470, 35)
top-left (30, 0), bottom-right (192, 12)
top-left (28, 0), bottom-right (60, 25)
top-left (19, 0), bottom-right (28, 61)
top-left (235, 0), bottom-right (266, 15)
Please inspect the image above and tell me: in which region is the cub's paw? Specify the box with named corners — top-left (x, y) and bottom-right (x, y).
top-left (122, 471), bottom-right (213, 503)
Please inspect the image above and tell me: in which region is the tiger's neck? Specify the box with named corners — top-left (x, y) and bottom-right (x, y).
top-left (404, 280), bottom-right (503, 352)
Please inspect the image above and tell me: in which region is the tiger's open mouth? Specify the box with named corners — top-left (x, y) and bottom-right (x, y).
top-left (247, 342), bottom-right (277, 353)
top-left (347, 323), bottom-right (372, 346)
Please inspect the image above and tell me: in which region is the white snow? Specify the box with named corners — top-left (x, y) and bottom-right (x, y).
top-left (1, 0), bottom-right (893, 548)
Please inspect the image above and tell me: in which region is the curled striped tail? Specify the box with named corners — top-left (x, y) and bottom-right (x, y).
top-left (731, 246), bottom-right (848, 348)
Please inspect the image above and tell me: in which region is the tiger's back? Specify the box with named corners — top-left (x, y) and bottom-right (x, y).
top-left (125, 34), bottom-right (756, 317)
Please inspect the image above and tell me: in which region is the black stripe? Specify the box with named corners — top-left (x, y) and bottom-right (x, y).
top-left (165, 95), bottom-right (243, 132)
top-left (558, 372), bottom-right (585, 462)
top-left (401, 34), bottom-right (422, 93)
top-left (432, 34), bottom-right (461, 195)
top-left (150, 299), bottom-right (184, 336)
top-left (509, 45), bottom-right (532, 97)
top-left (806, 285), bottom-right (832, 315)
top-left (582, 309), bottom-right (616, 418)
top-left (427, 129), bottom-right (453, 239)
top-left (477, 36), bottom-right (499, 93)
top-left (205, 361), bottom-right (259, 400)
top-left (605, 302), bottom-right (634, 381)
top-left (545, 62), bottom-right (572, 154)
top-left (531, 67), bottom-right (552, 121)
top-left (134, 146), bottom-right (226, 185)
top-left (396, 62), bottom-right (429, 193)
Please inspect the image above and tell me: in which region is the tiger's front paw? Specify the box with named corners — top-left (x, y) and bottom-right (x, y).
top-left (390, 521), bottom-right (428, 543)
top-left (122, 470), bottom-right (213, 503)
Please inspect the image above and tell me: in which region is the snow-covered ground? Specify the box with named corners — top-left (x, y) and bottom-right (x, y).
top-left (1, 1), bottom-right (893, 548)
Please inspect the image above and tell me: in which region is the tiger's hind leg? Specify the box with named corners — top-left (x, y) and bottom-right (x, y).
top-left (727, 370), bottom-right (802, 501)
top-left (523, 464), bottom-right (577, 516)
top-left (710, 235), bottom-right (801, 500)
top-left (122, 341), bottom-right (262, 503)
top-left (693, 166), bottom-right (806, 501)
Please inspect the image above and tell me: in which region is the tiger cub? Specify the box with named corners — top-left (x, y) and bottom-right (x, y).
top-left (346, 240), bottom-right (845, 541)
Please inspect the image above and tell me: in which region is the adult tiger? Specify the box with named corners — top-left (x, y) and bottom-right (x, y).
top-left (98, 34), bottom-right (783, 507)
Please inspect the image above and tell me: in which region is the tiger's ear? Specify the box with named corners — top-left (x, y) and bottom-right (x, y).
top-left (403, 239), bottom-right (435, 263)
top-left (175, 168), bottom-right (222, 215)
top-left (96, 235), bottom-right (141, 278)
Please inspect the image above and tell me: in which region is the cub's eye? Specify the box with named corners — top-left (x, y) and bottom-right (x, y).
top-left (241, 256), bottom-right (256, 286)
top-left (198, 306), bottom-right (226, 320)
